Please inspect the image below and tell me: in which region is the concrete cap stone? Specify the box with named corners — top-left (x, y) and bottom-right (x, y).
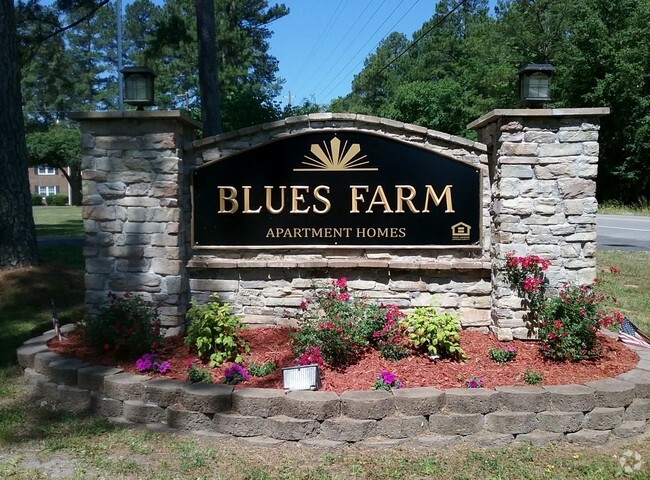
top-left (103, 373), bottom-right (150, 401)
top-left (33, 351), bottom-right (67, 375)
top-left (181, 382), bottom-right (233, 413)
top-left (340, 390), bottom-right (395, 420)
top-left (584, 378), bottom-right (636, 408)
top-left (233, 388), bottom-right (287, 418)
top-left (495, 386), bottom-right (549, 412)
top-left (544, 384), bottom-right (595, 411)
top-left (49, 359), bottom-right (91, 385)
top-left (392, 387), bottom-right (444, 416)
top-left (16, 343), bottom-right (50, 368)
top-left (143, 378), bottom-right (187, 407)
top-left (374, 415), bottom-right (427, 439)
top-left (617, 369), bottom-right (650, 398)
top-left (444, 388), bottom-right (499, 414)
top-left (566, 428), bottom-right (610, 445)
top-left (285, 390), bottom-right (340, 420)
top-left (78, 365), bottom-right (124, 392)
top-left (583, 406), bottom-right (625, 430)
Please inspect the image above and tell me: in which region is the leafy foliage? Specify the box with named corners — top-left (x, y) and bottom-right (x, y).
top-left (187, 364), bottom-right (213, 384)
top-left (523, 368), bottom-right (544, 385)
top-left (247, 360), bottom-right (276, 377)
top-left (83, 292), bottom-right (161, 358)
top-left (184, 294), bottom-right (249, 367)
top-left (403, 305), bottom-right (466, 360)
top-left (539, 284), bottom-right (622, 361)
top-left (291, 278), bottom-right (401, 366)
top-left (487, 345), bottom-right (517, 365)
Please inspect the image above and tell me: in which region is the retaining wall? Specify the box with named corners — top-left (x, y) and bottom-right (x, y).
top-left (18, 328), bottom-right (650, 447)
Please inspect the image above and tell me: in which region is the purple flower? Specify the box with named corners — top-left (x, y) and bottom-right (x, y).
top-left (157, 361), bottom-right (171, 374)
top-left (135, 353), bottom-right (157, 372)
top-left (380, 371), bottom-right (396, 385)
top-left (224, 364), bottom-right (250, 384)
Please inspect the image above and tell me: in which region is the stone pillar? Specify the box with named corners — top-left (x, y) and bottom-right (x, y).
top-left (70, 111), bottom-right (200, 332)
top-left (468, 108), bottom-right (609, 340)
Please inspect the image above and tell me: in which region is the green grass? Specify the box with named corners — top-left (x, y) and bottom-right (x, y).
top-left (598, 197), bottom-right (650, 216)
top-left (596, 251), bottom-right (650, 334)
top-left (32, 206), bottom-right (83, 237)
top-left (1, 206), bottom-right (650, 478)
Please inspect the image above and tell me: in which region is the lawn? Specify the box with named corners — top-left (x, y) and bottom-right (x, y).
top-left (0, 207), bottom-right (649, 478)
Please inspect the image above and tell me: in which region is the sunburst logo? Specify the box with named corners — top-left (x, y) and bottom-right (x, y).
top-left (294, 136), bottom-right (377, 171)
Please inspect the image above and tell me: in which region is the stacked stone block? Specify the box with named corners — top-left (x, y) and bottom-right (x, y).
top-left (469, 108), bottom-right (609, 340)
top-left (18, 330), bottom-right (650, 446)
top-left (71, 111), bottom-right (200, 328)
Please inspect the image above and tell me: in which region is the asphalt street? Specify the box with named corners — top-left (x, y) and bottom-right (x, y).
top-left (597, 214), bottom-right (650, 252)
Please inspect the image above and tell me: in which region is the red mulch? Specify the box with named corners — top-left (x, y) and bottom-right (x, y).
top-left (48, 327), bottom-right (639, 394)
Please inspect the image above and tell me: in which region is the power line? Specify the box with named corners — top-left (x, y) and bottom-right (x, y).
top-left (294, 0), bottom-right (385, 99)
top-left (289, 0), bottom-right (347, 91)
top-left (372, 0), bottom-right (467, 79)
top-left (313, 0), bottom-right (409, 102)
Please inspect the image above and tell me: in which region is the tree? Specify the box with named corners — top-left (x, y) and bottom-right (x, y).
top-left (195, 0), bottom-right (222, 136)
top-left (0, 0), bottom-right (38, 267)
top-left (26, 124), bottom-right (82, 205)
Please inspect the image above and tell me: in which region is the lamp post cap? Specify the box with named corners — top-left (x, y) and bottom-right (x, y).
top-left (121, 66), bottom-right (156, 76)
top-left (518, 63), bottom-right (556, 75)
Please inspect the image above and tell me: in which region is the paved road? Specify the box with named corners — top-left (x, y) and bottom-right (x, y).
top-left (597, 214), bottom-right (650, 252)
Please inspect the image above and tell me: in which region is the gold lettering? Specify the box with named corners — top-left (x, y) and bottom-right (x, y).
top-left (218, 186), bottom-right (238, 213)
top-left (367, 186), bottom-right (393, 213)
top-left (399, 227), bottom-right (406, 237)
top-left (290, 186), bottom-right (310, 214)
top-left (350, 185), bottom-right (369, 213)
top-left (265, 186), bottom-right (286, 214)
top-left (313, 185), bottom-right (331, 214)
top-left (395, 185), bottom-right (419, 213)
top-left (356, 227), bottom-right (365, 237)
top-left (266, 228), bottom-right (275, 238)
top-left (242, 186), bottom-right (262, 214)
top-left (422, 185), bottom-right (455, 213)
top-left (311, 228), bottom-right (323, 237)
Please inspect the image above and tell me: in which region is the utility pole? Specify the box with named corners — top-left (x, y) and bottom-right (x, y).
top-left (117, 0), bottom-right (124, 110)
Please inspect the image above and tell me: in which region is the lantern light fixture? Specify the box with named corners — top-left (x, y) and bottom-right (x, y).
top-left (518, 63), bottom-right (555, 107)
top-left (121, 66), bottom-right (156, 110)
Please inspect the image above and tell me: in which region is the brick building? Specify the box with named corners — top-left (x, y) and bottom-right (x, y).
top-left (28, 166), bottom-right (71, 204)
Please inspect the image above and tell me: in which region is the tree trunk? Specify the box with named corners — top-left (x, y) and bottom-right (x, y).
top-left (0, 0), bottom-right (39, 268)
top-left (195, 0), bottom-right (222, 137)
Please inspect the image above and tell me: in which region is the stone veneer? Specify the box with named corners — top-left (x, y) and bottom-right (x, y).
top-left (17, 328), bottom-right (650, 447)
top-left (71, 108), bottom-right (608, 339)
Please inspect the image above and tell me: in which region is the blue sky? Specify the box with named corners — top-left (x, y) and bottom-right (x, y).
top-left (269, 1), bottom-right (499, 107)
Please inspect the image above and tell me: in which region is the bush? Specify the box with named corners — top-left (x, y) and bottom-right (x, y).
top-left (45, 194), bottom-right (68, 206)
top-left (31, 193), bottom-right (44, 205)
top-left (487, 345), bottom-right (517, 365)
top-left (187, 364), bottom-right (213, 383)
top-left (248, 360), bottom-right (277, 377)
top-left (291, 278), bottom-right (400, 366)
top-left (539, 284), bottom-right (622, 361)
top-left (403, 305), bottom-right (466, 360)
top-left (184, 294), bottom-right (249, 367)
top-left (84, 292), bottom-right (161, 358)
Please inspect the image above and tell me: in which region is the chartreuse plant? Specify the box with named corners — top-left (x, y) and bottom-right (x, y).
top-left (248, 360), bottom-right (277, 377)
top-left (184, 294), bottom-right (249, 367)
top-left (403, 305), bottom-right (466, 360)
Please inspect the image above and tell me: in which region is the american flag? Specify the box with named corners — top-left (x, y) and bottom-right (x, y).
top-left (619, 317), bottom-right (650, 349)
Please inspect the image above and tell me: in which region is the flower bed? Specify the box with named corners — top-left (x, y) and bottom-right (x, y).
top-left (48, 326), bottom-right (638, 394)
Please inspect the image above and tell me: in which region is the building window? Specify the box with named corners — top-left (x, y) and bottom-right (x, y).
top-left (37, 165), bottom-right (57, 175)
top-left (37, 185), bottom-right (59, 196)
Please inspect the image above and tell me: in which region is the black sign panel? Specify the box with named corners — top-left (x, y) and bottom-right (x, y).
top-left (192, 131), bottom-right (480, 247)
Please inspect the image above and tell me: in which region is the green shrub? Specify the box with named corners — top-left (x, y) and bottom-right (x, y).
top-left (184, 294), bottom-right (249, 367)
top-left (403, 305), bottom-right (466, 360)
top-left (487, 345), bottom-right (517, 365)
top-left (45, 194), bottom-right (68, 206)
top-left (84, 292), bottom-right (161, 358)
top-left (523, 368), bottom-right (543, 385)
top-left (248, 360), bottom-right (276, 377)
top-left (539, 284), bottom-right (621, 361)
top-left (291, 278), bottom-right (396, 366)
top-left (187, 364), bottom-right (213, 383)
top-left (31, 193), bottom-right (44, 205)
